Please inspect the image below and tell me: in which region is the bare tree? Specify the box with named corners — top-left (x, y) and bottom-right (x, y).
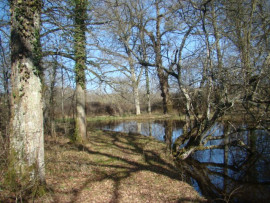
top-left (153, 0), bottom-right (173, 114)
top-left (223, 0), bottom-right (270, 127)
top-left (0, 1), bottom-right (11, 135)
top-left (133, 0), bottom-right (175, 114)
top-left (168, 0), bottom-right (270, 160)
top-left (91, 0), bottom-right (144, 115)
top-left (41, 0), bottom-right (76, 137)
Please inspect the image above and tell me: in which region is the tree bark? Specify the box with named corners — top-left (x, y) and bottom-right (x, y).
top-left (155, 1), bottom-right (172, 114)
top-left (9, 0), bottom-right (45, 183)
top-left (202, 7), bottom-right (213, 122)
top-left (138, 17), bottom-right (151, 114)
top-left (131, 65), bottom-right (141, 115)
top-left (145, 66), bottom-right (151, 114)
top-left (74, 0), bottom-right (87, 142)
top-left (75, 84), bottom-right (86, 141)
top-left (133, 85), bottom-right (141, 115)
top-left (48, 61), bottom-right (57, 138)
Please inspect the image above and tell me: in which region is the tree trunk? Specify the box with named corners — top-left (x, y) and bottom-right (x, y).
top-left (155, 1), bottom-right (172, 114)
top-left (131, 66), bottom-right (141, 115)
top-left (211, 2), bottom-right (223, 76)
top-left (74, 0), bottom-right (87, 142)
top-left (75, 84), bottom-right (86, 141)
top-left (48, 61), bottom-right (57, 138)
top-left (133, 85), bottom-right (141, 115)
top-left (157, 69), bottom-right (172, 114)
top-left (202, 12), bottom-right (213, 122)
top-left (145, 66), bottom-right (151, 114)
top-left (164, 120), bottom-right (173, 151)
top-left (139, 19), bottom-right (151, 115)
top-left (9, 0), bottom-right (45, 183)
top-left (61, 66), bottom-right (65, 120)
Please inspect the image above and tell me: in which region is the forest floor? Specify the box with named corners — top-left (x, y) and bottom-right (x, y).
top-left (37, 129), bottom-right (206, 203)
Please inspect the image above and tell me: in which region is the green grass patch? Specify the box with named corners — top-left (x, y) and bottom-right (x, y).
top-left (87, 113), bottom-right (185, 122)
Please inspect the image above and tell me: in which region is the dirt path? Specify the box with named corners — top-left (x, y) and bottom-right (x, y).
top-left (41, 130), bottom-right (206, 202)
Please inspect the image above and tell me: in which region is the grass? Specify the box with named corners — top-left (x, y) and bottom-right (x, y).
top-left (86, 113), bottom-right (185, 122)
top-left (54, 112), bottom-right (185, 123)
top-left (36, 129), bottom-right (206, 202)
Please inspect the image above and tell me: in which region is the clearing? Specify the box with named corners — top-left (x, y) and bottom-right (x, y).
top-left (40, 130), bottom-right (206, 202)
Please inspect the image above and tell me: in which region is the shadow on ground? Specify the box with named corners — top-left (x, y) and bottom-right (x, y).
top-left (43, 130), bottom-right (206, 203)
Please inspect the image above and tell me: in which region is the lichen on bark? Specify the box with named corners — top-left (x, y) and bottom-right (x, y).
top-left (9, 0), bottom-right (45, 188)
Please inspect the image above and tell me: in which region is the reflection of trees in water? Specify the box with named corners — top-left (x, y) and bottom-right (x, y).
top-left (172, 117), bottom-right (270, 163)
top-left (140, 122), bottom-right (153, 137)
top-left (92, 119), bottom-right (270, 202)
top-left (136, 123), bottom-right (142, 134)
top-left (177, 154), bottom-right (270, 202)
top-left (163, 122), bottom-right (270, 202)
top-left (164, 120), bottom-right (173, 151)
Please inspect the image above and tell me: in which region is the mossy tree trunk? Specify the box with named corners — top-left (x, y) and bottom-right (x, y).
top-left (74, 0), bottom-right (87, 143)
top-left (9, 0), bottom-right (45, 183)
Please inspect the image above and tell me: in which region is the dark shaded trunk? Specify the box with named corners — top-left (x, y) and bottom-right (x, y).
top-left (157, 68), bottom-right (172, 114)
top-left (164, 120), bottom-right (173, 151)
top-left (155, 1), bottom-right (172, 114)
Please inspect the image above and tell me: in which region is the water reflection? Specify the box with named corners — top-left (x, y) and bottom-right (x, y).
top-left (89, 120), bottom-right (270, 202)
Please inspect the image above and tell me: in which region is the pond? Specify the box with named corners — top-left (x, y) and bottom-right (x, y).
top-left (88, 119), bottom-right (270, 202)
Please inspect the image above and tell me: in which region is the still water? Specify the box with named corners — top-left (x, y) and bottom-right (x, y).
top-left (90, 120), bottom-right (270, 202)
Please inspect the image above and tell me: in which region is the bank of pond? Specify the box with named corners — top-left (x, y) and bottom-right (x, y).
top-left (88, 119), bottom-right (270, 202)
